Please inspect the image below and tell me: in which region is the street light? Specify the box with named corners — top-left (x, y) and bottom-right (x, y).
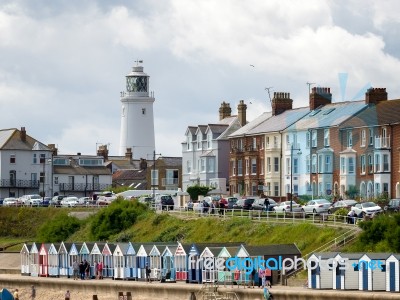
top-left (152, 150), bottom-right (162, 200)
top-left (290, 144), bottom-right (302, 212)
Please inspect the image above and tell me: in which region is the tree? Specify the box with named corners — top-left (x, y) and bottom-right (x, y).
top-left (186, 185), bottom-right (211, 201)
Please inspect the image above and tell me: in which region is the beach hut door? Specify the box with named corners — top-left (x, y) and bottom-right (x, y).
top-left (362, 263), bottom-right (368, 290)
top-left (335, 264), bottom-right (341, 289)
top-left (390, 262), bottom-right (396, 291)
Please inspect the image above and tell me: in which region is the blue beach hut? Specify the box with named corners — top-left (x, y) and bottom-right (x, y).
top-left (102, 243), bottom-right (115, 278)
top-left (48, 243), bottom-right (60, 277)
top-left (136, 244), bottom-right (152, 280)
top-left (113, 242), bottom-right (135, 280)
top-left (149, 244), bottom-right (163, 281)
top-left (67, 243), bottom-right (80, 277)
top-left (161, 245), bottom-right (177, 282)
top-left (89, 242), bottom-right (105, 278)
top-left (187, 243), bottom-right (203, 283)
top-left (386, 254), bottom-right (400, 292)
top-left (0, 288), bottom-right (14, 300)
top-left (57, 242), bottom-right (69, 277)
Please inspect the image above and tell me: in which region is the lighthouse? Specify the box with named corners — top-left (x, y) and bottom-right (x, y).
top-left (119, 62), bottom-right (155, 159)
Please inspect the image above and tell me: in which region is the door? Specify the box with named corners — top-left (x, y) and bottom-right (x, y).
top-left (335, 264), bottom-right (341, 289)
top-left (390, 262), bottom-right (395, 292)
top-left (362, 262), bottom-right (368, 290)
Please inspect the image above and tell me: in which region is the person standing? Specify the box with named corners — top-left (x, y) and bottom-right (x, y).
top-left (97, 260), bottom-right (103, 279)
top-left (84, 260), bottom-right (90, 279)
top-left (72, 260), bottom-right (79, 280)
top-left (264, 198), bottom-right (270, 212)
top-left (31, 285), bottom-right (36, 299)
top-left (79, 261), bottom-right (85, 280)
top-left (65, 290), bottom-right (70, 300)
top-left (145, 264), bottom-right (151, 283)
top-left (13, 289), bottom-right (19, 300)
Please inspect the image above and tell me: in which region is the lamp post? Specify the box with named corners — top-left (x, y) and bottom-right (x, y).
top-left (290, 144), bottom-right (302, 212)
top-left (152, 150), bottom-right (162, 200)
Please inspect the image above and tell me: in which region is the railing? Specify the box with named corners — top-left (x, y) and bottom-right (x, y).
top-left (59, 183), bottom-right (112, 192)
top-left (0, 179), bottom-right (40, 188)
top-left (161, 178), bottom-right (179, 186)
top-left (266, 142), bottom-right (281, 150)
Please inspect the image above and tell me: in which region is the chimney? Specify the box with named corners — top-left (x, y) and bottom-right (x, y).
top-left (272, 92), bottom-right (293, 116)
top-left (365, 87), bottom-right (388, 105)
top-left (20, 127), bottom-right (26, 142)
top-left (125, 147), bottom-right (133, 160)
top-left (237, 100), bottom-right (247, 126)
top-left (139, 158), bottom-right (147, 170)
top-left (47, 144), bottom-right (58, 156)
top-left (309, 87), bottom-right (332, 110)
top-left (97, 145), bottom-right (109, 160)
top-left (219, 101), bottom-right (232, 120)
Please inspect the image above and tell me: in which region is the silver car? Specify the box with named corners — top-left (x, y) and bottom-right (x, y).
top-left (301, 199), bottom-right (331, 214)
top-left (273, 201), bottom-right (302, 213)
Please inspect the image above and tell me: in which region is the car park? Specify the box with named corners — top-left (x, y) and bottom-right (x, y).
top-left (78, 197), bottom-right (92, 206)
top-left (384, 199), bottom-right (400, 213)
top-left (19, 194), bottom-right (42, 206)
top-left (301, 199), bottom-right (331, 214)
top-left (273, 201), bottom-right (302, 213)
top-left (328, 199), bottom-right (357, 214)
top-left (351, 201), bottom-right (382, 217)
top-left (50, 195), bottom-right (66, 206)
top-left (233, 198), bottom-right (255, 210)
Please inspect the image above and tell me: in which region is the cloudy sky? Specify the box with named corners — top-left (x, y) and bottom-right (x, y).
top-left (1, 0), bottom-right (400, 157)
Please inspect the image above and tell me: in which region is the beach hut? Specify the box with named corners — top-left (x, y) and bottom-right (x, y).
top-left (149, 244), bottom-right (163, 281)
top-left (136, 244), bottom-right (152, 280)
top-left (174, 243), bottom-right (190, 282)
top-left (57, 242), bottom-right (69, 277)
top-left (358, 253), bottom-right (390, 291)
top-left (20, 243), bottom-right (30, 276)
top-left (215, 246), bottom-right (236, 284)
top-left (48, 243), bottom-right (60, 277)
top-left (340, 252), bottom-right (363, 290)
top-left (102, 243), bottom-right (116, 278)
top-left (187, 243), bottom-right (203, 283)
top-left (161, 245), bottom-right (177, 282)
top-left (67, 243), bottom-right (81, 278)
top-left (0, 288), bottom-right (14, 300)
top-left (113, 242), bottom-right (135, 280)
top-left (200, 247), bottom-right (219, 283)
top-left (235, 244), bottom-right (250, 286)
top-left (89, 242), bottom-right (105, 279)
top-left (38, 243), bottom-right (50, 277)
top-left (307, 252), bottom-right (338, 289)
top-left (28, 242), bottom-right (39, 277)
top-left (332, 253), bottom-right (346, 290)
top-left (386, 254), bottom-right (400, 292)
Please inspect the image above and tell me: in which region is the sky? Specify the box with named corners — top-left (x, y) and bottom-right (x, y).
top-left (1, 0), bottom-right (400, 157)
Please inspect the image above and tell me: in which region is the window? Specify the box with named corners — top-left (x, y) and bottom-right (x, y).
top-left (273, 136), bottom-right (279, 148)
top-left (348, 157), bottom-right (355, 174)
top-left (238, 160), bottom-right (243, 175)
top-left (10, 154), bottom-right (16, 164)
top-left (207, 134), bottom-right (212, 149)
top-left (368, 154), bottom-right (373, 173)
top-left (245, 159), bottom-right (249, 175)
top-left (286, 135), bottom-right (290, 145)
top-left (187, 161), bottom-right (191, 173)
top-left (369, 128), bottom-right (374, 145)
top-left (267, 157), bottom-right (271, 173)
top-left (237, 139), bottom-right (243, 151)
top-left (325, 155), bottom-right (332, 173)
top-left (252, 183), bottom-right (258, 196)
top-left (266, 136), bottom-right (270, 148)
top-left (347, 130), bottom-right (353, 147)
top-left (208, 158), bottom-right (215, 172)
top-left (361, 129), bottom-right (366, 147)
top-left (375, 154), bottom-right (380, 172)
top-left (286, 157), bottom-right (291, 175)
top-left (151, 169), bottom-right (158, 186)
top-left (312, 131), bottom-right (317, 147)
top-left (383, 154), bottom-right (389, 171)
top-left (312, 155), bottom-right (317, 173)
top-left (274, 183), bottom-right (279, 197)
top-left (260, 158), bottom-right (264, 175)
top-left (293, 158), bottom-right (299, 174)
top-left (187, 136), bottom-right (191, 150)
top-left (360, 155), bottom-right (366, 174)
top-left (33, 154), bottom-right (37, 164)
top-left (31, 173), bottom-right (37, 183)
top-left (306, 132), bottom-right (310, 148)
top-left (54, 176), bottom-right (59, 184)
top-left (274, 157), bottom-right (279, 172)
top-left (340, 157), bottom-right (345, 174)
top-left (200, 159), bottom-right (205, 172)
top-left (231, 161), bottom-right (236, 176)
top-left (318, 155), bottom-right (323, 173)
top-left (294, 184), bottom-right (298, 194)
top-left (324, 129), bottom-right (329, 147)
top-left (252, 138), bottom-right (257, 150)
top-left (142, 108), bottom-right (146, 115)
top-left (251, 158), bottom-right (257, 174)
top-left (197, 135), bottom-right (202, 150)
top-left (306, 155), bottom-right (310, 173)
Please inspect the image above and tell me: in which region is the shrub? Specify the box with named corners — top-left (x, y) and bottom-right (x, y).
top-left (37, 212), bottom-right (81, 243)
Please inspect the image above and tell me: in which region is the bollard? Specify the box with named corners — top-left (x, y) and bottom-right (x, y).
top-left (118, 292), bottom-right (124, 300)
top-left (126, 291), bottom-right (132, 300)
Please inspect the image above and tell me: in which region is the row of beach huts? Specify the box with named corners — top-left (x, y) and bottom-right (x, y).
top-left (307, 252), bottom-right (400, 292)
top-left (20, 241), bottom-right (300, 285)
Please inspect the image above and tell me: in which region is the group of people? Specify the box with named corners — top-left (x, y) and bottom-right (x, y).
top-left (201, 198), bottom-right (228, 215)
top-left (72, 259), bottom-right (104, 280)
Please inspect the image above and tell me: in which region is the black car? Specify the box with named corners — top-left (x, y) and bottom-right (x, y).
top-left (243, 198), bottom-right (256, 210)
top-left (385, 199), bottom-right (400, 213)
top-left (252, 198), bottom-right (277, 211)
top-left (227, 197), bottom-right (238, 209)
top-left (160, 195), bottom-right (174, 210)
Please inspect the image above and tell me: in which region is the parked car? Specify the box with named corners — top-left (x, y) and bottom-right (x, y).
top-left (232, 199), bottom-right (245, 210)
top-left (235, 198), bottom-right (256, 210)
top-left (50, 195), bottom-right (66, 206)
top-left (385, 199), bottom-right (400, 213)
top-left (227, 197), bottom-right (238, 209)
top-left (155, 194), bottom-right (174, 210)
top-left (96, 191), bottom-right (117, 206)
top-left (78, 197), bottom-right (92, 206)
top-left (351, 201), bottom-right (382, 217)
top-left (19, 194), bottom-right (42, 206)
top-left (41, 197), bottom-right (52, 207)
top-left (301, 199), bottom-right (331, 214)
top-left (3, 197), bottom-right (20, 207)
top-left (273, 201), bottom-right (302, 213)
top-left (328, 199), bottom-right (357, 214)
top-left (61, 196), bottom-right (79, 207)
top-left (252, 198), bottom-right (277, 211)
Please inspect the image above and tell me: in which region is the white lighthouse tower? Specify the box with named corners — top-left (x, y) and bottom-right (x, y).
top-left (119, 62), bottom-right (155, 159)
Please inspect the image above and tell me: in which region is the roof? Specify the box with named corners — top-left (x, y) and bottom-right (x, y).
top-left (0, 128), bottom-right (50, 151)
top-left (228, 112), bottom-right (272, 137)
top-left (54, 165), bottom-right (111, 176)
top-left (285, 101), bottom-right (367, 131)
top-left (339, 98), bottom-right (400, 129)
top-left (246, 107), bottom-right (310, 135)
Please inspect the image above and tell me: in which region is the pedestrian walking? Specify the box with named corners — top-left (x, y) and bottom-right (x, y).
top-left (13, 289), bottom-right (19, 300)
top-left (72, 260), bottom-right (79, 280)
top-left (146, 263), bottom-right (151, 283)
top-left (31, 285), bottom-right (36, 299)
top-left (65, 290), bottom-right (70, 300)
top-left (79, 261), bottom-right (85, 280)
